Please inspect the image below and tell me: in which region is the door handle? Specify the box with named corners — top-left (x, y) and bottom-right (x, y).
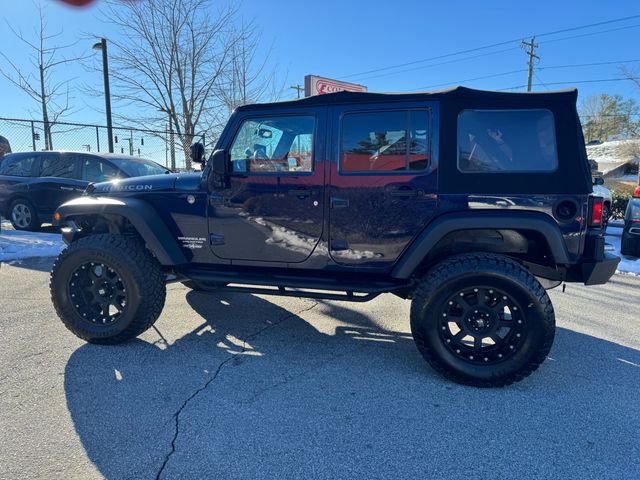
top-left (287, 188), bottom-right (312, 198)
top-left (330, 197), bottom-right (349, 208)
top-left (390, 187), bottom-right (418, 197)
top-left (209, 193), bottom-right (224, 206)
top-left (60, 186), bottom-right (74, 191)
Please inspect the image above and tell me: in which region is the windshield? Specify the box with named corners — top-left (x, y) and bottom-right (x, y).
top-left (108, 157), bottom-right (169, 177)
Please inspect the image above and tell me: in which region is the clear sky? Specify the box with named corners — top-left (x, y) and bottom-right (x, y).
top-left (1, 0), bottom-right (639, 126)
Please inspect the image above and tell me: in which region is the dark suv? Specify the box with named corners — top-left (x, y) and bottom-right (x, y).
top-left (0, 151), bottom-right (169, 230)
top-left (49, 87), bottom-right (619, 387)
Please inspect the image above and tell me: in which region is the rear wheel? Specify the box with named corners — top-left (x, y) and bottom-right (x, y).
top-left (410, 253), bottom-right (555, 387)
top-left (50, 234), bottom-right (166, 344)
top-left (10, 198), bottom-right (40, 231)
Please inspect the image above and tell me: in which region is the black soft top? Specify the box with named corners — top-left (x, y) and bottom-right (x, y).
top-left (236, 86), bottom-right (579, 110)
top-left (236, 87), bottom-right (591, 195)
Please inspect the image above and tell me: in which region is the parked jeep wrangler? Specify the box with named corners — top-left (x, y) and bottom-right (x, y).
top-left (50, 87), bottom-right (619, 387)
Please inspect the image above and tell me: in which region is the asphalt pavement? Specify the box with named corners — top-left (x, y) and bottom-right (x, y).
top-left (0, 257), bottom-right (638, 480)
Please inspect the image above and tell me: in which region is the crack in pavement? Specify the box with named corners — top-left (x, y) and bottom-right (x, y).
top-left (155, 301), bottom-right (318, 480)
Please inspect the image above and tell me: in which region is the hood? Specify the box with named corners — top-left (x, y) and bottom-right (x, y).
top-left (90, 173), bottom-right (178, 195)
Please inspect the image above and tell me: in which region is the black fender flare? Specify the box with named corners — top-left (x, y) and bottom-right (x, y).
top-left (391, 210), bottom-right (571, 279)
top-left (55, 196), bottom-right (188, 266)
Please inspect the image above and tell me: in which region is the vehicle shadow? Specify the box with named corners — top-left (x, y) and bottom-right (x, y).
top-left (64, 292), bottom-right (640, 480)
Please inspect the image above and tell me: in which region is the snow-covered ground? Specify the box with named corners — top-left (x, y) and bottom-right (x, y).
top-left (1, 219), bottom-right (638, 276)
top-left (0, 220), bottom-right (65, 262)
top-left (586, 139), bottom-right (639, 176)
top-left (605, 226), bottom-right (640, 276)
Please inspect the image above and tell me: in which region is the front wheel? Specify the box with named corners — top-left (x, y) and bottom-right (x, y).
top-left (410, 253), bottom-right (555, 387)
top-left (50, 234), bottom-right (166, 344)
top-left (10, 198), bottom-right (40, 231)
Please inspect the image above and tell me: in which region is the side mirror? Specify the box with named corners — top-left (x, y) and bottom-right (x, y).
top-left (207, 149), bottom-right (229, 190)
top-left (211, 149), bottom-right (228, 175)
top-left (190, 142), bottom-right (205, 164)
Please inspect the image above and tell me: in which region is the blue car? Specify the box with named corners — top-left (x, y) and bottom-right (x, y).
top-left (0, 151), bottom-right (169, 230)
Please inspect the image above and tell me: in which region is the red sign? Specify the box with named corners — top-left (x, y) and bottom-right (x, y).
top-left (304, 75), bottom-right (367, 97)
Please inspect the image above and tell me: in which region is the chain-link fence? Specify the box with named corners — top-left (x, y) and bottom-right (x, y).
top-left (0, 117), bottom-right (207, 171)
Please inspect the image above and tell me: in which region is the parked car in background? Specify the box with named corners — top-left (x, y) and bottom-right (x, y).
top-left (0, 151), bottom-right (169, 230)
top-left (621, 186), bottom-right (640, 257)
top-left (593, 182), bottom-right (612, 230)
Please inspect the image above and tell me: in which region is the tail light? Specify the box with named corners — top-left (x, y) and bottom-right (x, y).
top-left (589, 196), bottom-right (603, 227)
top-left (634, 185), bottom-right (640, 198)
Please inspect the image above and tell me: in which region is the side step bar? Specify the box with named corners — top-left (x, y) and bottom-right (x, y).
top-left (183, 270), bottom-right (410, 302)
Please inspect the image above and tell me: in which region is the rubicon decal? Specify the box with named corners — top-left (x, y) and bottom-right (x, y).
top-left (102, 184), bottom-right (153, 192)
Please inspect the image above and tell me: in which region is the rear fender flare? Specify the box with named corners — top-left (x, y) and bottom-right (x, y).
top-left (391, 211), bottom-right (571, 279)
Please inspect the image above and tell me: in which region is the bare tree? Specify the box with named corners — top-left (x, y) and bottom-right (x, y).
top-left (620, 65), bottom-right (640, 91)
top-left (99, 0), bottom-right (277, 169)
top-left (216, 22), bottom-right (283, 114)
top-left (0, 2), bottom-right (84, 149)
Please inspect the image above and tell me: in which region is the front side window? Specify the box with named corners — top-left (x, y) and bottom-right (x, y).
top-left (108, 157), bottom-right (168, 177)
top-left (458, 109), bottom-right (558, 173)
top-left (40, 155), bottom-right (75, 178)
top-left (341, 110), bottom-right (430, 173)
top-left (229, 115), bottom-right (314, 174)
top-left (81, 157), bottom-right (120, 182)
top-left (0, 154), bottom-right (36, 177)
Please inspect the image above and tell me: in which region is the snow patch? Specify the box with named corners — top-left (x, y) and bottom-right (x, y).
top-left (606, 226), bottom-right (640, 276)
top-left (587, 139), bottom-right (640, 175)
top-left (0, 227), bottom-right (65, 261)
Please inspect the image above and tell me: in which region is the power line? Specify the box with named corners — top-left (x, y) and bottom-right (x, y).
top-left (403, 69), bottom-right (526, 92)
top-left (541, 23), bottom-right (640, 45)
top-left (353, 46), bottom-right (520, 83)
top-left (539, 59), bottom-right (640, 70)
top-left (338, 14), bottom-right (640, 81)
top-left (499, 77), bottom-right (639, 91)
top-left (402, 60), bottom-right (640, 93)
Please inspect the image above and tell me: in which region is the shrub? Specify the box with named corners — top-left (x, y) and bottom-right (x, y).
top-left (610, 190), bottom-right (630, 219)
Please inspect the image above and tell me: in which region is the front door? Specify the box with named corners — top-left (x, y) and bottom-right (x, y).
top-left (328, 102), bottom-right (439, 269)
top-left (31, 153), bottom-right (86, 215)
top-left (208, 108), bottom-right (326, 264)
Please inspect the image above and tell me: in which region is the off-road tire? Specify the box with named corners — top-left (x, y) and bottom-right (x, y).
top-left (9, 198), bottom-right (40, 231)
top-left (410, 253), bottom-right (555, 387)
top-left (50, 234), bottom-right (166, 344)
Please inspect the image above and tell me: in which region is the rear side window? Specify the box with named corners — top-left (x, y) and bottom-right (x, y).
top-left (457, 109), bottom-right (558, 173)
top-left (341, 110), bottom-right (430, 173)
top-left (0, 154), bottom-right (36, 177)
top-left (40, 155), bottom-right (76, 178)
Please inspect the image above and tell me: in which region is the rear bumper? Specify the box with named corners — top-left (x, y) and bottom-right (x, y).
top-left (576, 253), bottom-right (620, 285)
top-left (564, 230), bottom-right (620, 285)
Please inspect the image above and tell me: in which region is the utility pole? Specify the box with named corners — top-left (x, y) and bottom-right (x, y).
top-left (521, 37), bottom-right (539, 92)
top-left (290, 84), bottom-right (304, 99)
top-left (93, 38), bottom-right (114, 153)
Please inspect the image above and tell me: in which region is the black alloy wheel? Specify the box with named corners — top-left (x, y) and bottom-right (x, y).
top-left (68, 261), bottom-right (127, 326)
top-left (438, 286), bottom-right (526, 365)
